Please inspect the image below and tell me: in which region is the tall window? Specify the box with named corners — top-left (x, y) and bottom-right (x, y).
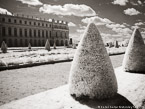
top-left (25, 29), bottom-right (27, 37)
top-left (2, 27), bottom-right (6, 36)
top-left (15, 39), bottom-right (18, 46)
top-left (19, 20), bottom-right (22, 24)
top-left (46, 31), bottom-right (48, 38)
top-left (34, 30), bottom-right (36, 37)
top-left (8, 27), bottom-right (12, 36)
top-left (56, 32), bottom-right (58, 38)
top-left (14, 28), bottom-right (17, 36)
top-left (14, 19), bottom-right (16, 23)
top-left (42, 30), bottom-right (44, 37)
top-left (25, 21), bottom-right (27, 24)
top-left (29, 29), bottom-right (32, 37)
top-left (2, 18), bottom-right (5, 22)
top-left (38, 30), bottom-right (40, 37)
top-left (9, 39), bottom-right (12, 47)
top-left (20, 39), bottom-right (23, 46)
top-left (20, 28), bottom-right (22, 37)
top-left (8, 19), bottom-right (11, 23)
top-left (50, 31), bottom-right (51, 38)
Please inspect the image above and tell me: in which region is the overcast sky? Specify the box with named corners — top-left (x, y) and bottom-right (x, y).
top-left (0, 0), bottom-right (145, 42)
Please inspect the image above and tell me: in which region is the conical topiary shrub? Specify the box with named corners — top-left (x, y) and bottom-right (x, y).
top-left (53, 42), bottom-right (56, 49)
top-left (109, 42), bottom-right (113, 48)
top-left (1, 41), bottom-right (7, 53)
top-left (72, 43), bottom-right (76, 49)
top-left (69, 23), bottom-right (118, 100)
top-left (28, 43), bottom-right (31, 50)
top-left (122, 28), bottom-right (145, 72)
top-left (114, 40), bottom-right (119, 48)
top-left (45, 39), bottom-right (51, 51)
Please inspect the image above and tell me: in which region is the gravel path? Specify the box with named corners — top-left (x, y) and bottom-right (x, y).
top-left (0, 54), bottom-right (124, 105)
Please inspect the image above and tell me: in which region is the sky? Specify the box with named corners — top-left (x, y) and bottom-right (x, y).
top-left (0, 0), bottom-right (145, 42)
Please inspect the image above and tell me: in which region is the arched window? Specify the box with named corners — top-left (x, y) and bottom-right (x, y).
top-left (25, 21), bottom-right (27, 24)
top-left (42, 40), bottom-right (45, 46)
top-left (8, 27), bottom-right (12, 36)
top-left (20, 28), bottom-right (22, 37)
top-left (38, 30), bottom-right (40, 37)
top-left (2, 27), bottom-right (6, 36)
top-left (46, 31), bottom-right (48, 38)
top-left (56, 32), bottom-right (58, 38)
top-left (50, 40), bottom-right (53, 46)
top-left (20, 39), bottom-right (23, 47)
top-left (34, 40), bottom-right (37, 46)
top-left (14, 19), bottom-right (16, 23)
top-left (19, 20), bottom-right (22, 24)
top-left (39, 40), bottom-right (41, 46)
top-left (25, 29), bottom-right (27, 37)
top-left (34, 30), bottom-right (36, 37)
top-left (56, 40), bottom-right (59, 46)
top-left (50, 31), bottom-right (51, 38)
top-left (42, 30), bottom-right (44, 37)
top-left (8, 19), bottom-right (11, 23)
top-left (9, 39), bottom-right (12, 47)
top-left (65, 40), bottom-right (68, 46)
top-left (14, 28), bottom-right (17, 37)
top-left (25, 39), bottom-right (27, 46)
top-left (2, 18), bottom-right (5, 22)
top-left (15, 39), bottom-right (18, 47)
top-left (61, 40), bottom-right (64, 46)
top-left (29, 29), bottom-right (32, 37)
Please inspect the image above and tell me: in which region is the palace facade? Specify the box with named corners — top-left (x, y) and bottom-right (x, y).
top-left (0, 13), bottom-right (69, 47)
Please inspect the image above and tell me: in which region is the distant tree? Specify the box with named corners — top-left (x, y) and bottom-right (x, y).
top-left (114, 40), bottom-right (119, 48)
top-left (1, 41), bottom-right (7, 53)
top-left (28, 43), bottom-right (31, 50)
top-left (45, 39), bottom-right (51, 51)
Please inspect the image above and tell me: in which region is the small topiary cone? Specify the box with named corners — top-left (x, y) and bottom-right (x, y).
top-left (1, 41), bottom-right (7, 53)
top-left (28, 43), bottom-right (31, 50)
top-left (53, 42), bottom-right (56, 49)
top-left (72, 43), bottom-right (76, 49)
top-left (69, 23), bottom-right (118, 100)
top-left (45, 39), bottom-right (51, 51)
top-left (122, 28), bottom-right (145, 72)
top-left (114, 40), bottom-right (119, 48)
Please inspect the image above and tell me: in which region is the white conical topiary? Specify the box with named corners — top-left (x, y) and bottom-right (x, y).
top-left (114, 40), bottom-right (119, 48)
top-left (45, 39), bottom-right (51, 51)
top-left (122, 28), bottom-right (145, 72)
top-left (28, 43), bottom-right (31, 50)
top-left (69, 23), bottom-right (118, 100)
top-left (72, 43), bottom-right (76, 49)
top-left (1, 41), bottom-right (7, 53)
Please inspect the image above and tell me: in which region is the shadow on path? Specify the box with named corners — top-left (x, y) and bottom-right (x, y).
top-left (73, 93), bottom-right (135, 109)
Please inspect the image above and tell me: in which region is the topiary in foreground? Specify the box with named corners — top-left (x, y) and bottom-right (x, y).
top-left (122, 28), bottom-right (145, 73)
top-left (45, 39), bottom-right (51, 51)
top-left (1, 41), bottom-right (7, 53)
top-left (28, 43), bottom-right (31, 50)
top-left (69, 23), bottom-right (118, 100)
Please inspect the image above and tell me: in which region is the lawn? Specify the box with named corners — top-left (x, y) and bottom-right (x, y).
top-left (0, 54), bottom-right (124, 106)
top-left (0, 47), bottom-right (126, 69)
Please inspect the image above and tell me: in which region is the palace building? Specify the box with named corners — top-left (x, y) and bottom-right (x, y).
top-left (0, 13), bottom-right (69, 47)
